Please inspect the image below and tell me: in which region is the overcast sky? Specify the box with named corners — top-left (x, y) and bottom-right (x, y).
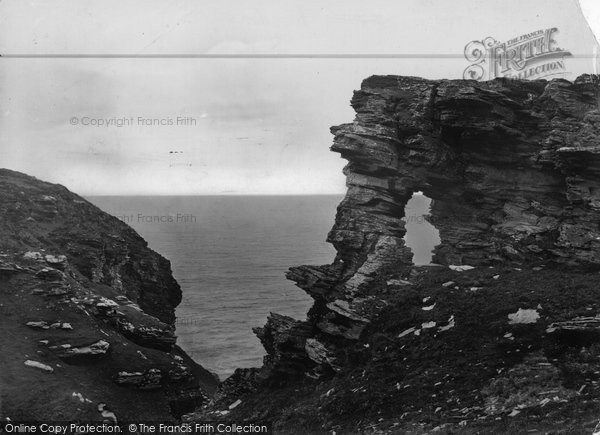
top-left (0, 0), bottom-right (598, 195)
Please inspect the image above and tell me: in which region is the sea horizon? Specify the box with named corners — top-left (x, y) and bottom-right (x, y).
top-left (84, 193), bottom-right (347, 198)
top-left (87, 193), bottom-right (436, 379)
top-left (87, 195), bottom-right (343, 378)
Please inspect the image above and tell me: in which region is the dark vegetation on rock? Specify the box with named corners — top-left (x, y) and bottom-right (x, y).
top-left (188, 75), bottom-right (600, 434)
top-left (0, 169), bottom-right (218, 421)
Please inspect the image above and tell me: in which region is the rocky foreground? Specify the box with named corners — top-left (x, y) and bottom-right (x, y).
top-left (0, 169), bottom-right (218, 421)
top-left (188, 75), bottom-right (600, 433)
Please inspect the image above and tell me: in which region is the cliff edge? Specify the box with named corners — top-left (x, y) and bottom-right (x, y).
top-left (0, 169), bottom-right (218, 421)
top-left (192, 75), bottom-right (600, 433)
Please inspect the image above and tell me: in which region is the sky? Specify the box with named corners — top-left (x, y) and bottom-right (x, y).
top-left (0, 0), bottom-right (599, 195)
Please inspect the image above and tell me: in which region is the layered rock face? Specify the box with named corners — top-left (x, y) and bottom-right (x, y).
top-left (284, 74), bottom-right (600, 372)
top-left (293, 74), bottom-right (600, 289)
top-left (0, 169), bottom-right (218, 421)
top-left (196, 75), bottom-right (600, 433)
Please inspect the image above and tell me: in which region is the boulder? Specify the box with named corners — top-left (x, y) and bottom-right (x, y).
top-left (113, 368), bottom-right (163, 390)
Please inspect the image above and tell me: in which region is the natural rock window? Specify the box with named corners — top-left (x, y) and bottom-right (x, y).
top-left (402, 192), bottom-right (441, 265)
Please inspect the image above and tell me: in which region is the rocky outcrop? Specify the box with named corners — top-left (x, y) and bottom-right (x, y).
top-left (0, 169), bottom-right (181, 324)
top-left (292, 74), bottom-right (600, 293)
top-left (282, 74), bottom-right (600, 373)
top-left (253, 313), bottom-right (314, 376)
top-left (0, 169), bottom-right (218, 421)
top-left (194, 75), bottom-right (600, 433)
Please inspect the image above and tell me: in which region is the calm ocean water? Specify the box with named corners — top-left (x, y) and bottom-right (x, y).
top-left (88, 194), bottom-right (438, 379)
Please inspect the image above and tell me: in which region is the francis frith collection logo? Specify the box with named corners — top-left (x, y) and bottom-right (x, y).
top-left (463, 28), bottom-right (572, 81)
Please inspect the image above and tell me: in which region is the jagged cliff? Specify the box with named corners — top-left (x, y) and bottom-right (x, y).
top-left (0, 169), bottom-right (218, 421)
top-left (291, 73), bottom-right (600, 298)
top-left (193, 75), bottom-right (600, 434)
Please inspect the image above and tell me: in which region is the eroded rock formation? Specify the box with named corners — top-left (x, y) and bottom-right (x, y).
top-left (294, 73), bottom-right (600, 289)
top-left (195, 75), bottom-right (600, 434)
top-left (285, 73), bottom-right (600, 374)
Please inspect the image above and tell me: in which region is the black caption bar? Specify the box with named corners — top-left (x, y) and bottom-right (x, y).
top-left (0, 422), bottom-right (273, 435)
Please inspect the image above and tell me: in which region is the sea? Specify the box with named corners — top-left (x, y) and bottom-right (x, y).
top-left (88, 194), bottom-right (438, 379)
